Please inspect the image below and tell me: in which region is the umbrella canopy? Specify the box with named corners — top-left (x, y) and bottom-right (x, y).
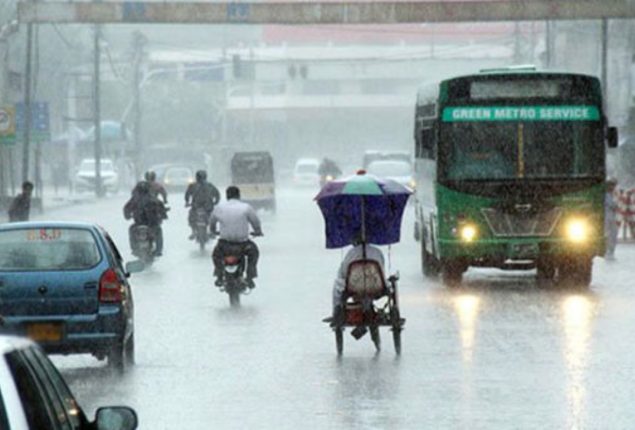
top-left (315, 171), bottom-right (412, 249)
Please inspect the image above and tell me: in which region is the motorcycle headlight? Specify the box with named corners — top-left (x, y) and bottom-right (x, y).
top-left (565, 218), bottom-right (589, 243)
top-left (408, 179), bottom-right (417, 189)
top-left (459, 224), bottom-right (477, 243)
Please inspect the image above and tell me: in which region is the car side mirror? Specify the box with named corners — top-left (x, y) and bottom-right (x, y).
top-left (125, 260), bottom-right (144, 275)
top-left (95, 406), bottom-right (138, 430)
top-left (607, 126), bottom-right (618, 148)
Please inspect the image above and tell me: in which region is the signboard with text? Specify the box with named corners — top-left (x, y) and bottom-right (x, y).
top-left (15, 101), bottom-right (51, 142)
top-left (0, 107), bottom-right (16, 145)
top-left (442, 106), bottom-right (601, 122)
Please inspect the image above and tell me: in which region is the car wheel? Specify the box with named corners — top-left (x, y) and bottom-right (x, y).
top-left (125, 333), bottom-right (135, 366)
top-left (108, 342), bottom-right (125, 372)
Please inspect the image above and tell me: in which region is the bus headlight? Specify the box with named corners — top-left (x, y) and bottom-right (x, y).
top-left (459, 224), bottom-right (477, 243)
top-left (565, 218), bottom-right (589, 243)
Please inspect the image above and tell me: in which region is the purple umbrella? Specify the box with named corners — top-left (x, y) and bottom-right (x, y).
top-left (315, 171), bottom-right (412, 249)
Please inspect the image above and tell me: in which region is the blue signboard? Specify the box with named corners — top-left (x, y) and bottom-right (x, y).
top-left (15, 102), bottom-right (50, 141)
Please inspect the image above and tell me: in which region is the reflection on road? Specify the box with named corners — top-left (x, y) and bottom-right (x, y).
top-left (332, 358), bottom-right (402, 429)
top-left (561, 293), bottom-right (596, 430)
top-left (451, 294), bottom-right (481, 364)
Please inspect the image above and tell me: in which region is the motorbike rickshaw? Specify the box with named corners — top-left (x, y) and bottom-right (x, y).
top-left (230, 151), bottom-right (276, 212)
top-left (316, 170), bottom-right (410, 355)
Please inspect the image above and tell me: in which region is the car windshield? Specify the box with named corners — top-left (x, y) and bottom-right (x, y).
top-left (232, 155), bottom-right (274, 183)
top-left (367, 160), bottom-right (412, 177)
top-left (166, 168), bottom-right (192, 180)
top-left (80, 160), bottom-right (114, 171)
top-left (0, 228), bottom-right (101, 271)
top-left (296, 163), bottom-right (318, 174)
top-left (440, 121), bottom-right (604, 180)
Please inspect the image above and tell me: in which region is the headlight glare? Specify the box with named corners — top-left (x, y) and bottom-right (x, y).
top-left (460, 224), bottom-right (477, 243)
top-left (565, 218), bottom-right (588, 243)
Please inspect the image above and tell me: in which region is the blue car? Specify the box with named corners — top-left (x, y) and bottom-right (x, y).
top-left (0, 222), bottom-right (141, 371)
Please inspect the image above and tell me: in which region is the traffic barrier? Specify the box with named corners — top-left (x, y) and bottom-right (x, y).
top-left (615, 187), bottom-right (635, 241)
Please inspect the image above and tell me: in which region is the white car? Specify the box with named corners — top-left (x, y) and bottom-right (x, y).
top-left (162, 165), bottom-right (195, 191)
top-left (366, 159), bottom-right (416, 190)
top-left (74, 158), bottom-right (119, 194)
top-left (293, 158), bottom-right (320, 187)
top-left (0, 335), bottom-right (138, 429)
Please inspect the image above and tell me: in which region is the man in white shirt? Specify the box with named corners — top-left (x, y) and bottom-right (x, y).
top-left (210, 186), bottom-right (263, 288)
top-left (331, 241), bottom-right (385, 324)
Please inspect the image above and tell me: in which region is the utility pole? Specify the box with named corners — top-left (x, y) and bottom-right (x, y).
top-left (132, 31), bottom-right (145, 180)
top-left (93, 24), bottom-right (103, 197)
top-left (513, 22), bottom-right (522, 64)
top-left (601, 18), bottom-right (609, 94)
top-left (545, 21), bottom-right (554, 68)
top-left (0, 21), bottom-right (17, 198)
top-left (22, 22), bottom-right (33, 182)
top-left (249, 46), bottom-right (255, 147)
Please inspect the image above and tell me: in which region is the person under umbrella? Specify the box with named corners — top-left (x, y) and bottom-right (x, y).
top-left (330, 232), bottom-right (384, 326)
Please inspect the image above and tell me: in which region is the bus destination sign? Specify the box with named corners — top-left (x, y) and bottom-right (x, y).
top-left (442, 106), bottom-right (600, 122)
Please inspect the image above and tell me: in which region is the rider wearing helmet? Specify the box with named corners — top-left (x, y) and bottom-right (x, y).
top-left (184, 170), bottom-right (221, 239)
top-left (124, 180), bottom-right (168, 256)
top-left (144, 170), bottom-right (168, 204)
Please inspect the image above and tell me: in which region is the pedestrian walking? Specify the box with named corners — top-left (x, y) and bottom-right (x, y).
top-left (7, 181), bottom-right (34, 222)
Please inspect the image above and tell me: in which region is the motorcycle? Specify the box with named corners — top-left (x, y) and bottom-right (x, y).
top-left (319, 174), bottom-right (336, 188)
top-left (194, 208), bottom-right (211, 251)
top-left (216, 233), bottom-right (261, 307)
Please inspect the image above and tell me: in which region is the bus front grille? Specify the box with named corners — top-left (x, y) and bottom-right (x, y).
top-left (481, 207), bottom-right (562, 237)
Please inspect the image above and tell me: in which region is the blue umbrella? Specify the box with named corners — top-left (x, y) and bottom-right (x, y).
top-left (315, 171), bottom-right (412, 249)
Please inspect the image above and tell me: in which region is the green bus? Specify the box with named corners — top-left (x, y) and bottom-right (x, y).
top-left (413, 68), bottom-right (618, 287)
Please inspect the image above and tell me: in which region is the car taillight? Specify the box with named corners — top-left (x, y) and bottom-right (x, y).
top-left (99, 268), bottom-right (123, 302)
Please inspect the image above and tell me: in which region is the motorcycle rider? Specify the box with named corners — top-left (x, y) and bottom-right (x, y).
top-left (184, 170), bottom-right (221, 240)
top-left (145, 170), bottom-right (168, 204)
top-left (124, 181), bottom-right (168, 256)
top-left (318, 157), bottom-right (342, 186)
top-left (210, 186), bottom-right (263, 288)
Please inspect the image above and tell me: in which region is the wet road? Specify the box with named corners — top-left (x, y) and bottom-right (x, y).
top-left (37, 186), bottom-right (635, 429)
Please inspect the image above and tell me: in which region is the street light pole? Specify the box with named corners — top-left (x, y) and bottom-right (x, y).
top-left (132, 31), bottom-right (145, 181)
top-left (601, 18), bottom-right (608, 94)
top-left (93, 24), bottom-right (103, 197)
top-left (22, 22), bottom-right (33, 182)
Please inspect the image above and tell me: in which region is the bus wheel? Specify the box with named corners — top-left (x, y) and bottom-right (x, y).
top-left (558, 258), bottom-right (592, 289)
top-left (441, 261), bottom-right (463, 287)
top-left (421, 234), bottom-right (439, 278)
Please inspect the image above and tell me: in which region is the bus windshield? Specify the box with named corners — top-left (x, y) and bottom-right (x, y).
top-left (440, 121), bottom-right (604, 181)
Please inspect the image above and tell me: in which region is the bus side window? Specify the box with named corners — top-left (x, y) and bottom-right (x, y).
top-left (418, 126), bottom-right (436, 160)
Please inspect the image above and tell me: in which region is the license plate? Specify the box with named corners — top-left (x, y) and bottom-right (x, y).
top-left (26, 323), bottom-right (62, 342)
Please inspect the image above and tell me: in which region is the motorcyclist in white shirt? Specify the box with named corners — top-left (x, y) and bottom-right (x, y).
top-left (210, 186), bottom-right (263, 288)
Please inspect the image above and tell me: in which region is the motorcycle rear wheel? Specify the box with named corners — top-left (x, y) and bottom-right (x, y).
top-left (370, 326), bottom-right (381, 352)
top-left (392, 328), bottom-right (402, 355)
top-left (228, 290), bottom-right (240, 307)
top-left (335, 328), bottom-right (343, 355)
